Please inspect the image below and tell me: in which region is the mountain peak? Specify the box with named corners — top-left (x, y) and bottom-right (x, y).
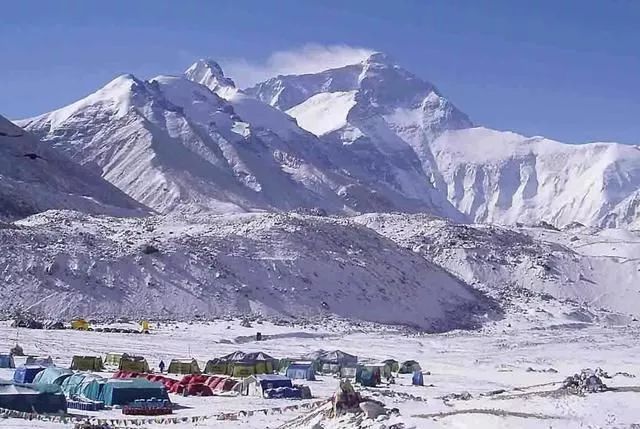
top-left (362, 51), bottom-right (394, 66)
top-left (184, 58), bottom-right (236, 96)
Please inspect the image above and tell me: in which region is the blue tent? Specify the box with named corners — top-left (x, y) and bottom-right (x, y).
top-left (13, 365), bottom-right (46, 384)
top-left (264, 386), bottom-right (303, 399)
top-left (286, 362), bottom-right (316, 381)
top-left (257, 375), bottom-right (293, 391)
top-left (32, 367), bottom-right (72, 386)
top-left (0, 381), bottom-right (67, 414)
top-left (100, 379), bottom-right (169, 406)
top-left (0, 354), bottom-right (15, 368)
top-left (412, 370), bottom-right (424, 386)
top-left (356, 365), bottom-right (381, 387)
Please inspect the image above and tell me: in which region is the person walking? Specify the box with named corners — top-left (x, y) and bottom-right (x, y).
top-left (159, 360), bottom-right (165, 373)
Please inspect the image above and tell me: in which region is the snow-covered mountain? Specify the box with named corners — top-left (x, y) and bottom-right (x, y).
top-left (0, 210), bottom-right (497, 331)
top-left (248, 53), bottom-right (640, 228)
top-left (431, 128), bottom-right (640, 228)
top-left (20, 63), bottom-right (459, 218)
top-left (0, 115), bottom-right (147, 221)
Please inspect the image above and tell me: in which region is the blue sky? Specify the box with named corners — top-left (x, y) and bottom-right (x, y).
top-left (1, 0), bottom-right (638, 144)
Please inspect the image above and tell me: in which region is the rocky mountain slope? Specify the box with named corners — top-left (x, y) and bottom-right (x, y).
top-left (0, 210), bottom-right (497, 331)
top-left (0, 115), bottom-right (146, 221)
top-left (355, 213), bottom-right (640, 322)
top-left (248, 53), bottom-right (640, 228)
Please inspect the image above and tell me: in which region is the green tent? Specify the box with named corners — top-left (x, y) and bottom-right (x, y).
top-left (399, 360), bottom-right (422, 374)
top-left (220, 351), bottom-right (276, 376)
top-left (100, 379), bottom-right (169, 406)
top-left (70, 356), bottom-right (103, 371)
top-left (33, 367), bottom-right (73, 386)
top-left (231, 362), bottom-right (256, 378)
top-left (204, 359), bottom-right (229, 375)
top-left (167, 359), bottom-right (200, 375)
top-left (119, 356), bottom-right (150, 373)
top-left (104, 352), bottom-right (127, 368)
top-left (61, 373), bottom-right (104, 399)
top-left (76, 377), bottom-right (108, 401)
top-left (383, 359), bottom-right (399, 373)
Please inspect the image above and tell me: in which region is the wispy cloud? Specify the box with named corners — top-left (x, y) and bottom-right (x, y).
top-left (221, 44), bottom-right (375, 88)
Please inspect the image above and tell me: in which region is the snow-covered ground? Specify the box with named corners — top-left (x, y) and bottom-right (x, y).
top-left (2, 319), bottom-right (640, 428)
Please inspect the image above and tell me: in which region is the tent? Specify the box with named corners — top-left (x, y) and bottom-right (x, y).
top-left (285, 362), bottom-right (316, 381)
top-left (13, 365), bottom-right (46, 384)
top-left (239, 375), bottom-right (292, 396)
top-left (204, 358), bottom-right (229, 375)
top-left (378, 362), bottom-right (393, 379)
top-left (383, 359), bottom-right (400, 373)
top-left (0, 353), bottom-right (15, 368)
top-left (70, 355), bottom-right (103, 371)
top-left (305, 350), bottom-right (357, 374)
top-left (71, 319), bottom-right (90, 330)
top-left (79, 377), bottom-right (108, 401)
top-left (100, 379), bottom-right (169, 406)
top-left (168, 359), bottom-right (200, 375)
top-left (399, 360), bottom-right (422, 374)
top-left (242, 352), bottom-right (276, 374)
top-left (355, 365), bottom-right (381, 387)
top-left (12, 318), bottom-right (44, 329)
top-left (277, 358), bottom-right (293, 373)
top-left (340, 365), bottom-right (358, 379)
top-left (0, 381), bottom-right (66, 414)
top-left (231, 361), bottom-right (257, 378)
top-left (210, 377), bottom-right (239, 392)
top-left (104, 352), bottom-right (127, 368)
top-left (32, 367), bottom-right (73, 386)
top-left (119, 356), bottom-right (150, 373)
top-left (214, 351), bottom-right (277, 376)
top-left (412, 370), bottom-right (424, 386)
top-left (26, 355), bottom-right (54, 367)
top-left (211, 351), bottom-right (279, 377)
top-left (61, 373), bottom-right (104, 399)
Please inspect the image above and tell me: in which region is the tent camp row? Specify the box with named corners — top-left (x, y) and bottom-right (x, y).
top-left (70, 354), bottom-right (150, 373)
top-left (32, 368), bottom-right (169, 407)
top-left (114, 371), bottom-right (240, 397)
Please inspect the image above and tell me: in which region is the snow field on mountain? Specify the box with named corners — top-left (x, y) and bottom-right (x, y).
top-left (286, 91), bottom-right (358, 136)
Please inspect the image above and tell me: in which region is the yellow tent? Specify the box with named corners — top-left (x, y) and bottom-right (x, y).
top-left (104, 352), bottom-right (127, 368)
top-left (71, 319), bottom-right (90, 330)
top-left (119, 356), bottom-right (150, 373)
top-left (70, 355), bottom-right (103, 371)
top-left (231, 362), bottom-right (256, 378)
top-left (168, 359), bottom-right (200, 375)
